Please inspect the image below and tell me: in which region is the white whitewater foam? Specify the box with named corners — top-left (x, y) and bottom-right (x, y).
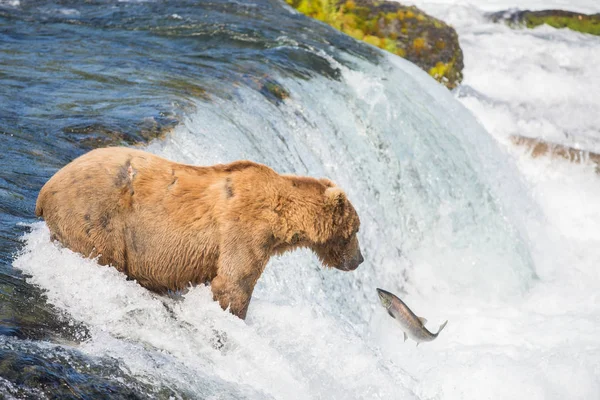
top-left (408, 0), bottom-right (600, 152)
top-left (16, 223), bottom-right (418, 399)
top-left (0, 0), bottom-right (20, 8)
top-left (405, 0), bottom-right (600, 14)
top-left (395, 1), bottom-right (600, 398)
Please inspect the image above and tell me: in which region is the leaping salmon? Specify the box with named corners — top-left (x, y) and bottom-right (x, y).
top-left (376, 288), bottom-right (448, 346)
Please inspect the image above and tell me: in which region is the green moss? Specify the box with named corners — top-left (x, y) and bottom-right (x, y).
top-left (525, 14), bottom-right (600, 35)
top-left (412, 37), bottom-right (427, 55)
top-left (429, 61), bottom-right (449, 79)
top-left (490, 10), bottom-right (600, 36)
top-left (382, 37), bottom-right (398, 53)
top-left (363, 34), bottom-right (380, 47)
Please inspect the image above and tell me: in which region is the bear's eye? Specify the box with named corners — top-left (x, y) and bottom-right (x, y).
top-left (290, 233), bottom-right (301, 244)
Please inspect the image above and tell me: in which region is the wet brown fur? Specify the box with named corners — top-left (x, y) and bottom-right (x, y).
top-left (35, 147), bottom-right (362, 319)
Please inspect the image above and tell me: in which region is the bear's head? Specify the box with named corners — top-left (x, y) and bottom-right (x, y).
top-left (313, 187), bottom-right (363, 271)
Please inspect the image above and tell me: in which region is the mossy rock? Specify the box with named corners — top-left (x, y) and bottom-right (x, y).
top-left (286, 0), bottom-right (464, 89)
top-left (489, 9), bottom-right (600, 36)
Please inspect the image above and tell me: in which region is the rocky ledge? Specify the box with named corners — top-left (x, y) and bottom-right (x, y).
top-left (489, 9), bottom-right (600, 36)
top-left (286, 0), bottom-right (464, 89)
top-left (511, 135), bottom-right (600, 174)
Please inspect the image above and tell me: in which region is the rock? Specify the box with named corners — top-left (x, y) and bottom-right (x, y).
top-left (62, 114), bottom-right (178, 149)
top-left (510, 135), bottom-right (600, 173)
top-left (286, 0), bottom-right (464, 89)
top-left (489, 9), bottom-right (600, 36)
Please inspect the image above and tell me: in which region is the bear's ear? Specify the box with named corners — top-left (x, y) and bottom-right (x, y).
top-left (324, 187), bottom-right (346, 209)
top-left (320, 178), bottom-right (335, 188)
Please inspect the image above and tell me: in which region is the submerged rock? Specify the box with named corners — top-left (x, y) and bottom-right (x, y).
top-left (61, 115), bottom-right (178, 150)
top-left (511, 135), bottom-right (600, 174)
top-left (489, 9), bottom-right (600, 36)
top-left (286, 0), bottom-right (464, 89)
top-left (0, 340), bottom-right (186, 400)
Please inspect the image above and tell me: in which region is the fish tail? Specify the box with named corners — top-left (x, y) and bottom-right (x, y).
top-left (435, 320), bottom-right (448, 336)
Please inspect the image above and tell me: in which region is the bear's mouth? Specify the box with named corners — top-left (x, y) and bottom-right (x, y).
top-left (338, 251), bottom-right (364, 271)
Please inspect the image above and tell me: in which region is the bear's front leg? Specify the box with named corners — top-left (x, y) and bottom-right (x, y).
top-left (211, 274), bottom-right (254, 319)
top-left (211, 236), bottom-right (269, 319)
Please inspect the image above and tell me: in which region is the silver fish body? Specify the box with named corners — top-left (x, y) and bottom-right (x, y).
top-left (376, 288), bottom-right (448, 345)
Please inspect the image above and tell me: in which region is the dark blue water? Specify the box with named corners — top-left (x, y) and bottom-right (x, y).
top-left (0, 0), bottom-right (379, 397)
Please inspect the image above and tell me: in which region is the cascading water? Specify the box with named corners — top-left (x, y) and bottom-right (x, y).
top-left (2, 0), bottom-right (599, 399)
top-left (12, 54), bottom-right (534, 396)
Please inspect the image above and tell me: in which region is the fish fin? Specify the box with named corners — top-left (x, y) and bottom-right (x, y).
top-left (387, 309), bottom-right (395, 319)
top-left (436, 320), bottom-right (449, 336)
top-left (418, 317), bottom-right (428, 325)
top-left (403, 332), bottom-right (407, 342)
top-left (416, 342), bottom-right (420, 347)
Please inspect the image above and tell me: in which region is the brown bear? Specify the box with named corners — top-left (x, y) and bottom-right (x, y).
top-left (35, 147), bottom-right (363, 319)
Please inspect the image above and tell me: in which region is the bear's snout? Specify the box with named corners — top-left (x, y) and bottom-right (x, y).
top-left (357, 250), bottom-right (364, 265)
top-left (340, 248), bottom-right (364, 271)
